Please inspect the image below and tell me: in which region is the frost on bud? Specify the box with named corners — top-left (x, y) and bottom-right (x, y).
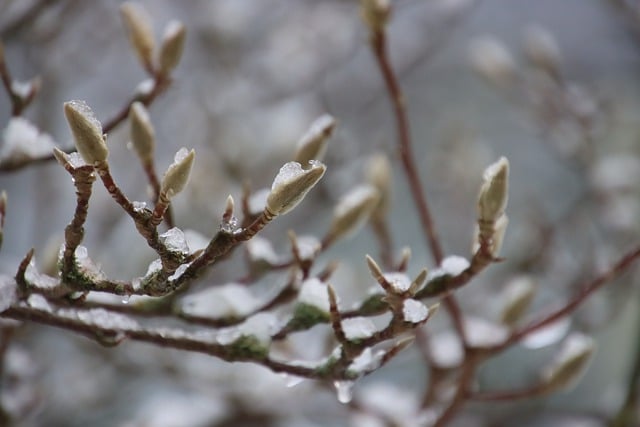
top-left (160, 148), bottom-right (195, 199)
top-left (523, 25), bottom-right (561, 77)
top-left (129, 102), bottom-right (155, 164)
top-left (120, 2), bottom-right (156, 71)
top-left (325, 185), bottom-right (380, 244)
top-left (360, 0), bottom-right (391, 34)
top-left (541, 333), bottom-right (595, 392)
top-left (293, 114), bottom-right (335, 166)
top-left (366, 152), bottom-right (392, 220)
top-left (266, 161), bottom-right (326, 216)
top-left (478, 156), bottom-right (509, 223)
top-left (159, 20), bottom-right (186, 76)
top-left (499, 275), bottom-right (535, 326)
top-left (469, 37), bottom-right (517, 87)
top-left (64, 100), bottom-right (109, 165)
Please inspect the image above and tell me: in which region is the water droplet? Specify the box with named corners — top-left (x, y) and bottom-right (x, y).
top-left (333, 380), bottom-right (354, 404)
top-left (219, 216), bottom-right (238, 233)
top-left (121, 294), bottom-right (131, 305)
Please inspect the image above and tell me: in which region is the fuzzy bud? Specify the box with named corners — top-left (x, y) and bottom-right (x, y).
top-left (366, 152), bottom-right (392, 220)
top-left (478, 157), bottom-right (509, 223)
top-left (160, 148), bottom-right (195, 199)
top-left (129, 102), bottom-right (155, 163)
top-left (64, 100), bottom-right (109, 165)
top-left (360, 0), bottom-right (391, 34)
top-left (541, 333), bottom-right (595, 392)
top-left (469, 37), bottom-right (517, 87)
top-left (266, 161), bottom-right (326, 216)
top-left (120, 2), bottom-right (155, 71)
top-left (524, 25), bottom-right (561, 77)
top-left (325, 185), bottom-right (380, 243)
top-left (159, 20), bottom-right (186, 76)
top-left (293, 114), bottom-right (335, 166)
top-left (500, 275), bottom-right (535, 326)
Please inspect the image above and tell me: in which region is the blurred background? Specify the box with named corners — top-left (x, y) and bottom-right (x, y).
top-left (1, 0), bottom-right (640, 425)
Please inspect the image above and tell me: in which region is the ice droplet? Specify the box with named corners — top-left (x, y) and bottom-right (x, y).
top-left (159, 227), bottom-right (190, 254)
top-left (121, 294), bottom-right (131, 305)
top-left (132, 201), bottom-right (147, 212)
top-left (219, 216), bottom-right (238, 233)
top-left (334, 380), bottom-right (354, 404)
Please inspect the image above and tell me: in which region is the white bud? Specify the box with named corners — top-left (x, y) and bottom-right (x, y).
top-left (499, 275), bottom-right (535, 326)
top-left (326, 185), bottom-right (380, 243)
top-left (63, 100), bottom-right (108, 165)
top-left (266, 161), bottom-right (326, 216)
top-left (523, 25), bottom-right (561, 76)
top-left (129, 102), bottom-right (155, 163)
top-left (490, 214), bottom-right (508, 256)
top-left (293, 114), bottom-right (335, 166)
top-left (469, 37), bottom-right (516, 87)
top-left (541, 333), bottom-right (595, 392)
top-left (366, 152), bottom-right (392, 220)
top-left (478, 157), bottom-right (509, 223)
top-left (159, 20), bottom-right (186, 76)
top-left (360, 0), bottom-right (391, 33)
top-left (120, 2), bottom-right (155, 71)
top-left (160, 148), bottom-right (195, 199)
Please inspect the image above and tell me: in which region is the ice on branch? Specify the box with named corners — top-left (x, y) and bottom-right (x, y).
top-left (160, 148), bottom-right (195, 199)
top-left (266, 161), bottom-right (326, 216)
top-left (64, 101), bottom-right (108, 165)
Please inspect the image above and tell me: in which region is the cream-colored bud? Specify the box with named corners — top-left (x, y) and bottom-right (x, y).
top-left (469, 37), bottom-right (516, 87)
top-left (500, 275), bottom-right (535, 326)
top-left (360, 0), bottom-right (391, 34)
top-left (293, 114), bottom-right (335, 166)
top-left (524, 25), bottom-right (561, 76)
top-left (266, 161), bottom-right (326, 216)
top-left (64, 100), bottom-right (109, 165)
top-left (478, 156), bottom-right (509, 223)
top-left (129, 102), bottom-right (155, 163)
top-left (120, 2), bottom-right (155, 71)
top-left (541, 333), bottom-right (595, 392)
top-left (159, 20), bottom-right (186, 76)
top-left (365, 254), bottom-right (384, 281)
top-left (160, 148), bottom-right (195, 199)
top-left (366, 152), bottom-right (392, 219)
top-left (326, 185), bottom-right (380, 243)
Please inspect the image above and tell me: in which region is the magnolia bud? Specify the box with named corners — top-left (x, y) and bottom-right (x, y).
top-left (469, 37), bottom-right (516, 87)
top-left (500, 275), bottom-right (535, 326)
top-left (159, 20), bottom-right (186, 76)
top-left (266, 161), bottom-right (326, 216)
top-left (523, 25), bottom-right (561, 77)
top-left (360, 0), bottom-right (391, 34)
top-left (293, 114), bottom-right (335, 166)
top-left (366, 152), bottom-right (392, 220)
top-left (120, 2), bottom-right (155, 71)
top-left (541, 333), bottom-right (595, 392)
top-left (64, 100), bottom-right (109, 165)
top-left (325, 185), bottom-right (380, 243)
top-left (129, 102), bottom-right (155, 163)
top-left (160, 148), bottom-right (195, 199)
top-left (478, 157), bottom-right (509, 223)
